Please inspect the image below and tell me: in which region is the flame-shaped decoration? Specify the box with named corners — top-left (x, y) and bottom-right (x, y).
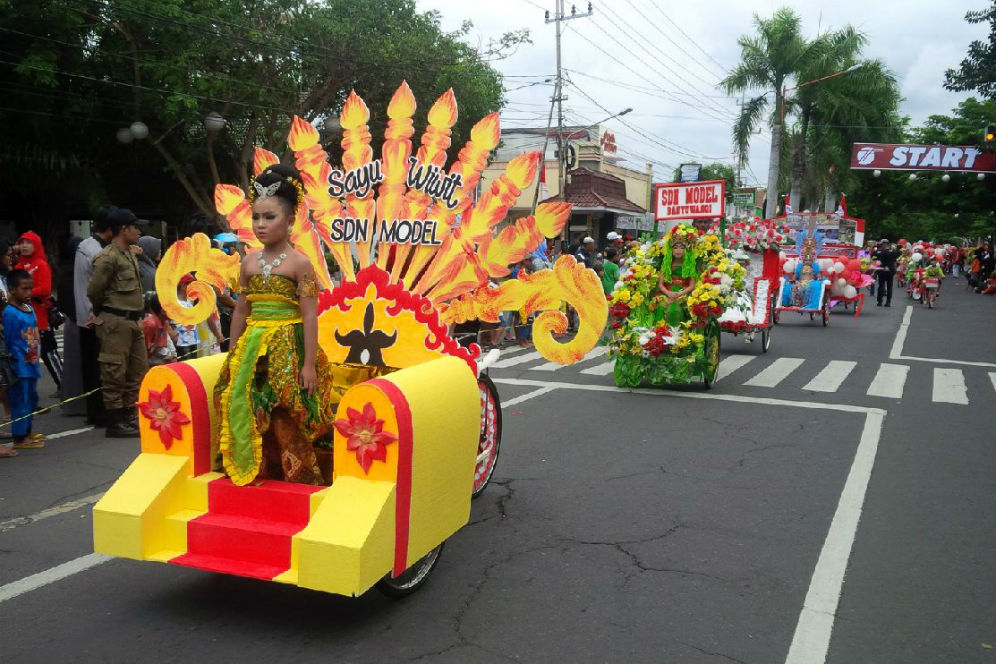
top-left (162, 83), bottom-right (608, 366)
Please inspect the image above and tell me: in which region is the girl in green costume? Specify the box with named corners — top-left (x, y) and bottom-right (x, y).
top-left (214, 164), bottom-right (339, 486)
top-left (654, 225), bottom-right (699, 327)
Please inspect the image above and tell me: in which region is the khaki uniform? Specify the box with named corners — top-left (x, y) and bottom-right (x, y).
top-left (87, 244), bottom-right (148, 410)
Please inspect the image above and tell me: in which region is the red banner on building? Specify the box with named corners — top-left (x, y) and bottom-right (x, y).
top-left (654, 179), bottom-right (725, 220)
top-left (850, 142), bottom-right (996, 172)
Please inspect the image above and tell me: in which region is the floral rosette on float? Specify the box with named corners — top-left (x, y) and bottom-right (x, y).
top-left (606, 226), bottom-right (729, 388)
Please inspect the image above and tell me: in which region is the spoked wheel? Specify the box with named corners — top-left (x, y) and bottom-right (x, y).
top-left (472, 374), bottom-right (502, 499)
top-left (702, 323), bottom-right (721, 390)
top-left (822, 303), bottom-right (830, 326)
top-left (760, 327), bottom-right (771, 353)
top-left (773, 308), bottom-right (780, 325)
top-left (376, 544), bottom-right (444, 598)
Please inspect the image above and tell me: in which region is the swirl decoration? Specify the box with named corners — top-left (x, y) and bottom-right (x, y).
top-left (157, 82), bottom-right (608, 365)
top-left (156, 233), bottom-right (240, 325)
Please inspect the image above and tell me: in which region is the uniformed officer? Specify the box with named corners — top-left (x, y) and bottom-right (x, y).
top-left (86, 208), bottom-right (149, 437)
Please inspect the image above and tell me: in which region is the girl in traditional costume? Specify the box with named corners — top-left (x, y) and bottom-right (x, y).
top-left (215, 164), bottom-right (338, 486)
top-left (655, 225), bottom-right (699, 326)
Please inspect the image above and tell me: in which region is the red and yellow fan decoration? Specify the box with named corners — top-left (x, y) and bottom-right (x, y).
top-left (157, 82), bottom-right (607, 365)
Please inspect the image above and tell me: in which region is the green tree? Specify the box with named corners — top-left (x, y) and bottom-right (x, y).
top-left (0, 0), bottom-right (526, 246)
top-left (847, 98), bottom-right (996, 243)
top-left (944, 2), bottom-right (996, 99)
top-left (670, 163), bottom-right (736, 197)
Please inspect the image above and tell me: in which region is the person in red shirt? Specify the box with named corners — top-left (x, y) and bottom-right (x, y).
top-left (14, 231), bottom-right (62, 391)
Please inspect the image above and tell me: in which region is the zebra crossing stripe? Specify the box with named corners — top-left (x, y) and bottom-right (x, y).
top-left (491, 350), bottom-right (544, 369)
top-left (932, 368), bottom-right (968, 405)
top-left (580, 360), bottom-right (615, 376)
top-left (803, 361), bottom-right (857, 393)
top-left (531, 346), bottom-right (607, 372)
top-left (743, 357), bottom-right (805, 388)
top-left (714, 354), bottom-right (756, 383)
top-left (866, 363), bottom-right (910, 399)
top-left (989, 372), bottom-right (996, 395)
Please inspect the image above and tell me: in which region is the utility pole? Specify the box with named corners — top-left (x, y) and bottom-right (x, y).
top-left (545, 1), bottom-right (593, 207)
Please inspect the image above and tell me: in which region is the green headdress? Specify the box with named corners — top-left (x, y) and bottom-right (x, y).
top-left (659, 225), bottom-right (699, 281)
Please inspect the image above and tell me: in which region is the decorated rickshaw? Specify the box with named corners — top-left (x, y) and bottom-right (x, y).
top-left (716, 219), bottom-right (787, 352)
top-left (92, 83), bottom-right (607, 597)
top-left (772, 210), bottom-right (870, 321)
top-left (606, 226), bottom-right (744, 389)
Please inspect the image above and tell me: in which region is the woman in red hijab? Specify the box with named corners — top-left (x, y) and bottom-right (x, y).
top-left (14, 231), bottom-right (62, 390)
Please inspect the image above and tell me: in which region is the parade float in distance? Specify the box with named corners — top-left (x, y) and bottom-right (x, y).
top-left (772, 201), bottom-right (871, 325)
top-left (92, 82), bottom-right (607, 597)
top-left (606, 225), bottom-right (745, 388)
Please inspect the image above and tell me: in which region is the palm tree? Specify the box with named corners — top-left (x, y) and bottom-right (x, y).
top-left (722, 8), bottom-right (806, 217)
top-left (795, 59), bottom-right (901, 211)
top-left (787, 30), bottom-right (901, 210)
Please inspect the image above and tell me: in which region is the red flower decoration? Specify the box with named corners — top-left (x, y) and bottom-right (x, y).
top-left (333, 402), bottom-right (398, 474)
top-left (137, 384), bottom-right (191, 450)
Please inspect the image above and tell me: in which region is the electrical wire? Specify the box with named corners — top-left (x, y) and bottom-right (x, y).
top-left (638, 0), bottom-right (732, 78)
top-left (596, 3), bottom-right (737, 119)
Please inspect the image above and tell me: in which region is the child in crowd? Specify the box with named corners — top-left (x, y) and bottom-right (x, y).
top-left (142, 294), bottom-right (178, 367)
top-left (172, 274), bottom-right (199, 359)
top-left (2, 269), bottom-right (43, 451)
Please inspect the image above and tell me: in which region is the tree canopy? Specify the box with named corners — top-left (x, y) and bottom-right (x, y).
top-left (0, 0), bottom-right (526, 245)
top-left (943, 2), bottom-right (996, 100)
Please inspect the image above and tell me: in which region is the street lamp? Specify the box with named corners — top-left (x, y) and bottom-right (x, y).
top-left (204, 111), bottom-right (226, 132)
top-left (942, 173), bottom-right (951, 182)
top-left (873, 169), bottom-right (881, 177)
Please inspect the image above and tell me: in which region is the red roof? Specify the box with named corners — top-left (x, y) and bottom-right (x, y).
top-left (541, 167), bottom-right (646, 213)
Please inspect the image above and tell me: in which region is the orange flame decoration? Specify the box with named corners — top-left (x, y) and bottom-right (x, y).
top-left (156, 233), bottom-right (240, 325)
top-left (158, 82), bottom-right (607, 365)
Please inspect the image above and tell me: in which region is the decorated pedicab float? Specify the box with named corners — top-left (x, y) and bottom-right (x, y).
top-left (716, 219), bottom-right (788, 352)
top-left (92, 84), bottom-right (607, 597)
top-left (607, 226), bottom-right (744, 389)
top-left (773, 211), bottom-right (869, 325)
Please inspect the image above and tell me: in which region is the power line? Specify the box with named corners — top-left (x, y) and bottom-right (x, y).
top-left (596, 2), bottom-right (736, 119)
top-left (566, 23), bottom-right (740, 128)
top-left (638, 0), bottom-right (732, 78)
top-left (566, 79), bottom-right (727, 160)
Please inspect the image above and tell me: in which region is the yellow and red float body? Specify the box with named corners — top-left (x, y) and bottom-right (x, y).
top-left (93, 267), bottom-right (480, 596)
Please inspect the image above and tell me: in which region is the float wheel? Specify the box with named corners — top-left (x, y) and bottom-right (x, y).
top-left (376, 544), bottom-right (444, 598)
top-left (472, 374), bottom-right (502, 499)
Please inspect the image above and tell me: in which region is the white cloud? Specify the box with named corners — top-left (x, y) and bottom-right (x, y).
top-left (416, 0), bottom-right (988, 185)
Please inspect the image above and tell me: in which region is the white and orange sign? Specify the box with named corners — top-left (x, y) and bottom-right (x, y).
top-left (653, 179), bottom-right (725, 221)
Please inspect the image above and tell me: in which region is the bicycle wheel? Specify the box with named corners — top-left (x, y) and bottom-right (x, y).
top-left (472, 374), bottom-right (502, 498)
top-left (375, 544), bottom-right (444, 598)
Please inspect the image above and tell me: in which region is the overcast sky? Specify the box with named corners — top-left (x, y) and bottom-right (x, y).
top-left (416, 0), bottom-right (987, 186)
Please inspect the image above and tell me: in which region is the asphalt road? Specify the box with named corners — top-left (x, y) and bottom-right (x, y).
top-left (1, 282), bottom-right (993, 663)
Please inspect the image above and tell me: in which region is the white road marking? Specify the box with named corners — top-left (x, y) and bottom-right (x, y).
top-left (580, 360), bottom-right (616, 376)
top-left (990, 372), bottom-right (996, 394)
top-left (530, 346), bottom-right (606, 372)
top-left (0, 553), bottom-right (111, 604)
top-left (501, 386), bottom-right (556, 406)
top-left (47, 427), bottom-right (95, 439)
top-left (743, 357), bottom-right (805, 388)
top-left (803, 361), bottom-right (857, 393)
top-left (785, 411), bottom-right (886, 664)
top-left (714, 353), bottom-right (757, 383)
top-left (0, 492), bottom-right (105, 533)
top-left (888, 305), bottom-right (913, 359)
top-left (932, 368), bottom-right (968, 405)
top-left (492, 378), bottom-right (886, 664)
top-left (890, 305), bottom-right (996, 368)
top-left (866, 364), bottom-right (910, 399)
top-left (491, 350), bottom-right (543, 369)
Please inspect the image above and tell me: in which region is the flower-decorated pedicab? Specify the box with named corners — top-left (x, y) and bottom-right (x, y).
top-left (92, 83), bottom-right (607, 597)
top-left (607, 226), bottom-right (743, 389)
top-left (717, 218), bottom-right (787, 352)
